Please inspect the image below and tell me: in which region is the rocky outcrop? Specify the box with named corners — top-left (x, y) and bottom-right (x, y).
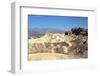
top-left (29, 42), bottom-right (70, 54)
top-left (68, 35), bottom-right (88, 57)
top-left (28, 33), bottom-right (72, 54)
top-left (28, 33), bottom-right (88, 58)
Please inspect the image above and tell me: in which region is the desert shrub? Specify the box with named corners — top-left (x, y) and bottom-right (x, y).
top-left (65, 27), bottom-right (88, 36)
top-left (65, 31), bottom-right (68, 35)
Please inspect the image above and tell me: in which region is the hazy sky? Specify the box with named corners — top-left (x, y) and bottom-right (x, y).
top-left (28, 15), bottom-right (88, 31)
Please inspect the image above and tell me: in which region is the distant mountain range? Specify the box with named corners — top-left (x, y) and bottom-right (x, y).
top-left (28, 28), bottom-right (66, 37)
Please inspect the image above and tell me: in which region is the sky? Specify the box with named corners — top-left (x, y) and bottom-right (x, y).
top-left (28, 15), bottom-right (88, 31)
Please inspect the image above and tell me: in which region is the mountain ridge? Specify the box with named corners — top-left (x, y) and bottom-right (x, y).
top-left (28, 28), bottom-right (66, 37)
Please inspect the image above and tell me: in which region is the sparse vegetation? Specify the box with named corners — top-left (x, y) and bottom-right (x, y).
top-left (65, 27), bottom-right (88, 36)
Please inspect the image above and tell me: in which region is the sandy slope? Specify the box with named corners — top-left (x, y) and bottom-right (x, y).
top-left (28, 53), bottom-right (80, 61)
